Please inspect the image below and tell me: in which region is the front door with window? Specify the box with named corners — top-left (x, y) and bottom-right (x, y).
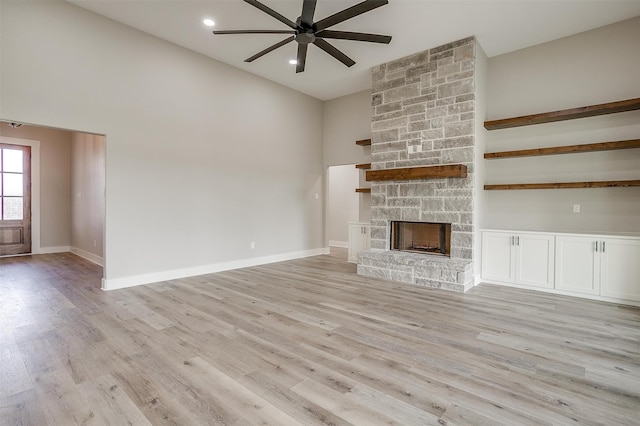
top-left (0, 144), bottom-right (31, 255)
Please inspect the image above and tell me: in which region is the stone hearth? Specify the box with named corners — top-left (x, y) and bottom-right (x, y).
top-left (357, 37), bottom-right (478, 292)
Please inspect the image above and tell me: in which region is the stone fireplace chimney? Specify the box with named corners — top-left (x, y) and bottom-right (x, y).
top-left (357, 37), bottom-right (479, 292)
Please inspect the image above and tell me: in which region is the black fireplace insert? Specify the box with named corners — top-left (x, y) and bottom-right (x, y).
top-left (390, 221), bottom-right (451, 256)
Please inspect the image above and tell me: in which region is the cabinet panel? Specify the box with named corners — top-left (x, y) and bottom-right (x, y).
top-left (555, 236), bottom-right (599, 295)
top-left (515, 234), bottom-right (554, 288)
top-left (348, 223), bottom-right (370, 263)
top-left (481, 232), bottom-right (515, 282)
top-left (600, 238), bottom-right (640, 301)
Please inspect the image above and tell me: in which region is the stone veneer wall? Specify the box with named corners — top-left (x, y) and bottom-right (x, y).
top-left (357, 37), bottom-right (477, 292)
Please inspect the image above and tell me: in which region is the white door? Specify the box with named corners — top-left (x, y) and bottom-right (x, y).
top-left (600, 238), bottom-right (640, 302)
top-left (481, 232), bottom-right (515, 282)
top-left (515, 234), bottom-right (554, 288)
top-left (555, 236), bottom-right (599, 295)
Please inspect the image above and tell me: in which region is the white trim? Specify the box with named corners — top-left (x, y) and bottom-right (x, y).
top-left (70, 247), bottom-right (104, 266)
top-left (329, 240), bottom-right (348, 248)
top-left (474, 274), bottom-right (482, 286)
top-left (0, 136), bottom-right (41, 253)
top-left (102, 247), bottom-right (329, 291)
top-left (38, 246), bottom-right (71, 254)
top-left (479, 280), bottom-right (640, 308)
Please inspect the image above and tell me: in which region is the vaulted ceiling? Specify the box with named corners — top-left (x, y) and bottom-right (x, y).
top-left (68, 0), bottom-right (640, 100)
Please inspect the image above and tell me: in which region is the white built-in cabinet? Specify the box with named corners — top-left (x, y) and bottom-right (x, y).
top-left (555, 236), bottom-right (600, 295)
top-left (556, 236), bottom-right (640, 301)
top-left (348, 223), bottom-right (370, 263)
top-left (482, 230), bottom-right (640, 305)
top-left (481, 231), bottom-right (554, 289)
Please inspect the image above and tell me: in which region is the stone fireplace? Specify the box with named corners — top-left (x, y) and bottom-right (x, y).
top-left (356, 37), bottom-right (478, 293)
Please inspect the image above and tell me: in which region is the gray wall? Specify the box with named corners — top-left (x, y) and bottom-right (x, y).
top-left (323, 90), bottom-right (372, 167)
top-left (485, 17), bottom-right (640, 233)
top-left (1, 1), bottom-right (324, 286)
top-left (323, 90), bottom-right (373, 241)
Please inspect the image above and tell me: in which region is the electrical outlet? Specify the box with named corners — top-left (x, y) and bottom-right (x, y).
top-left (573, 204), bottom-right (580, 213)
top-left (408, 145), bottom-right (415, 154)
top-left (250, 241), bottom-right (255, 249)
top-left (93, 240), bottom-right (97, 247)
top-left (415, 145), bottom-right (422, 153)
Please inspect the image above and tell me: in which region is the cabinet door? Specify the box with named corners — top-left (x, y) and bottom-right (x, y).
top-left (515, 234), bottom-right (555, 288)
top-left (481, 232), bottom-right (515, 283)
top-left (555, 236), bottom-right (599, 295)
top-left (348, 224), bottom-right (368, 263)
top-left (600, 238), bottom-right (640, 302)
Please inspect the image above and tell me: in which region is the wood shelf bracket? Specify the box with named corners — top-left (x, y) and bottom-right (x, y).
top-left (355, 163), bottom-right (372, 169)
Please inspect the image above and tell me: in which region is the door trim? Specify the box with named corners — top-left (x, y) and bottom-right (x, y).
top-left (0, 136), bottom-right (41, 253)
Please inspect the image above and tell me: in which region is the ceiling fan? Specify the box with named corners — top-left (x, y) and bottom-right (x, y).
top-left (213, 0), bottom-right (392, 73)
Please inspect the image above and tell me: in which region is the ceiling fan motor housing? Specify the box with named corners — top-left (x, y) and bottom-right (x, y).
top-left (295, 31), bottom-right (316, 45)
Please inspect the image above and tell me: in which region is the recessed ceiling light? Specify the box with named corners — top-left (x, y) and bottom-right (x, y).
top-left (203, 19), bottom-right (215, 27)
top-left (289, 59), bottom-right (297, 65)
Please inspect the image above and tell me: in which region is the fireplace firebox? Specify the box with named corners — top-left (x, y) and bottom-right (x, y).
top-left (390, 221), bottom-right (451, 256)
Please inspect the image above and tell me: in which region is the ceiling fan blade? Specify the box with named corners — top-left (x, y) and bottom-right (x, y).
top-left (300, 0), bottom-right (317, 26)
top-left (314, 0), bottom-right (388, 32)
top-left (243, 0), bottom-right (298, 29)
top-left (296, 43), bottom-right (308, 73)
top-left (245, 36), bottom-right (295, 62)
top-left (313, 38), bottom-right (356, 67)
top-left (213, 30), bottom-right (296, 35)
top-left (316, 30), bottom-right (391, 44)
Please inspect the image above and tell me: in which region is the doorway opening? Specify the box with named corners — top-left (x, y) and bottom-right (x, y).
top-left (0, 120), bottom-right (106, 283)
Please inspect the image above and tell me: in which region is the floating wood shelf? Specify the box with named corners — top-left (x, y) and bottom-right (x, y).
top-left (355, 163), bottom-right (371, 169)
top-left (355, 138), bottom-right (372, 146)
top-left (484, 98), bottom-right (640, 130)
top-left (355, 188), bottom-right (371, 193)
top-left (366, 164), bottom-right (467, 182)
top-left (484, 180), bottom-right (640, 190)
top-left (484, 139), bottom-right (640, 159)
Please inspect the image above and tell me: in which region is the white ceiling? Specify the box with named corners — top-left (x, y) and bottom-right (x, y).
top-left (68, 0), bottom-right (640, 101)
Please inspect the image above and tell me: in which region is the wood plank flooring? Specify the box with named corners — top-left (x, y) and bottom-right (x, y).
top-left (1, 250), bottom-right (639, 425)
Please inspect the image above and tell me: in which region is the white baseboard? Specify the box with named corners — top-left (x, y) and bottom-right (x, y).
top-left (102, 247), bottom-right (329, 291)
top-left (474, 274), bottom-right (482, 286)
top-left (480, 279), bottom-right (640, 308)
top-left (329, 240), bottom-right (348, 248)
top-left (36, 246), bottom-right (71, 254)
top-left (70, 247), bottom-right (104, 266)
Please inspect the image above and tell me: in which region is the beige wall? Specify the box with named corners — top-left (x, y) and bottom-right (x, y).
top-left (485, 17), bottom-right (640, 233)
top-left (0, 125), bottom-right (72, 249)
top-left (71, 132), bottom-right (105, 262)
top-left (1, 1), bottom-right (324, 287)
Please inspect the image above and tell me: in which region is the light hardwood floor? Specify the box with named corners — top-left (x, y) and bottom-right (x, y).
top-left (1, 250), bottom-right (639, 425)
